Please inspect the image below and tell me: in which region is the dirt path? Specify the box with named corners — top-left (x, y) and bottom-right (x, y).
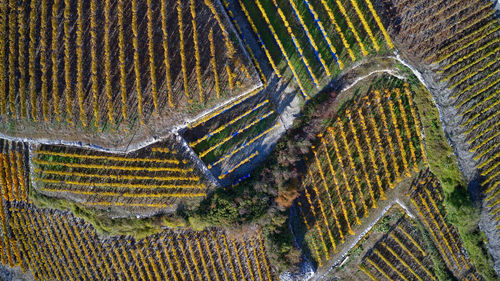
top-left (175, 132), bottom-right (221, 188)
top-left (0, 264), bottom-right (33, 281)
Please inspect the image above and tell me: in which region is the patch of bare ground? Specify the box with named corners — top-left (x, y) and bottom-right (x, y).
top-left (0, 263), bottom-right (34, 281)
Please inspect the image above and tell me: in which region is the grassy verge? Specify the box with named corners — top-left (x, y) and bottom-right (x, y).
top-left (29, 185), bottom-right (186, 239)
top-left (410, 76), bottom-right (497, 280)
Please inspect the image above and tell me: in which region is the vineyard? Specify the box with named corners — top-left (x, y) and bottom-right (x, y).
top-left (0, 0), bottom-right (498, 280)
top-left (0, 0), bottom-right (260, 136)
top-left (32, 137), bottom-right (209, 215)
top-left (359, 214), bottom-right (440, 281)
top-left (408, 171), bottom-right (482, 280)
top-left (224, 0), bottom-right (394, 99)
top-left (0, 134), bottom-right (284, 280)
top-left (297, 81), bottom-right (427, 267)
top-left (0, 140), bottom-right (29, 203)
top-left (325, 170), bottom-right (483, 281)
top-left (182, 87), bottom-right (279, 185)
top-left (0, 199), bottom-right (275, 280)
top-left (384, 0), bottom-right (500, 235)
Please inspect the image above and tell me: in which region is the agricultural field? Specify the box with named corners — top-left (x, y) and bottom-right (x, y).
top-left (225, 0), bottom-right (394, 98)
top-left (0, 200), bottom-right (275, 280)
top-left (408, 171), bottom-right (481, 280)
top-left (0, 0), bottom-right (261, 148)
top-left (380, 0), bottom-right (500, 271)
top-left (319, 171), bottom-right (483, 281)
top-left (182, 87), bottom-right (279, 186)
top-left (0, 0), bottom-right (498, 280)
top-left (295, 77), bottom-right (427, 267)
top-left (0, 140), bottom-right (29, 203)
top-left (358, 214), bottom-right (441, 281)
top-left (31, 135), bottom-right (210, 217)
top-left (278, 66), bottom-right (497, 280)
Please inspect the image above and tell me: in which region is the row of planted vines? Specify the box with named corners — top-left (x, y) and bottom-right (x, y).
top-left (387, 0), bottom-right (500, 230)
top-left (0, 199), bottom-right (275, 281)
top-left (182, 88), bottom-right (278, 185)
top-left (409, 171), bottom-right (482, 279)
top-left (437, 3), bottom-right (500, 226)
top-left (391, 0), bottom-right (496, 61)
top-left (233, 0), bottom-right (393, 98)
top-left (298, 82), bottom-right (427, 267)
top-left (0, 140), bottom-right (29, 271)
top-left (0, 140), bottom-right (29, 203)
top-left (359, 214), bottom-right (440, 281)
top-left (32, 138), bottom-right (207, 212)
top-left (0, 0), bottom-right (259, 131)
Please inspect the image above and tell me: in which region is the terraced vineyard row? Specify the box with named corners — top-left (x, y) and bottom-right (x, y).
top-left (387, 0), bottom-right (500, 231)
top-left (33, 138), bottom-right (207, 213)
top-left (438, 13), bottom-right (500, 229)
top-left (298, 84), bottom-right (427, 267)
top-left (220, 0), bottom-right (268, 85)
top-left (183, 88), bottom-right (278, 186)
top-left (231, 0), bottom-right (393, 98)
top-left (359, 214), bottom-right (439, 281)
top-left (0, 0), bottom-right (258, 130)
top-left (409, 171), bottom-right (481, 279)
